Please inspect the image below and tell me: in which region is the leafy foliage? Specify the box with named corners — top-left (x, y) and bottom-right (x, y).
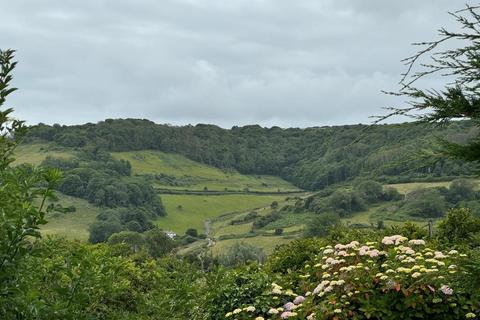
top-left (225, 236), bottom-right (479, 320)
top-left (219, 242), bottom-right (266, 268)
top-left (0, 49), bottom-right (62, 310)
top-left (383, 4), bottom-right (480, 166)
top-left (303, 212), bottom-right (341, 238)
top-left (438, 208), bottom-right (480, 246)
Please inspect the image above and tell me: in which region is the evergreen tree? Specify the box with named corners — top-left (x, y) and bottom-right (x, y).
top-left (384, 4), bottom-right (480, 163)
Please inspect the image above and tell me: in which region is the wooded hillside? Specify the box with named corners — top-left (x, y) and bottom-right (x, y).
top-left (27, 119), bottom-right (478, 189)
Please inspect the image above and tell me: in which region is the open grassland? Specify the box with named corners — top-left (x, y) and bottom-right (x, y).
top-left (206, 199), bottom-right (306, 256)
top-left (13, 143), bottom-right (75, 166)
top-left (210, 236), bottom-right (294, 255)
top-left (156, 194), bottom-right (288, 233)
top-left (342, 202), bottom-right (439, 230)
top-left (386, 179), bottom-right (480, 194)
top-left (41, 194), bottom-right (100, 241)
top-left (209, 205), bottom-right (273, 236)
top-left (112, 150), bottom-right (300, 192)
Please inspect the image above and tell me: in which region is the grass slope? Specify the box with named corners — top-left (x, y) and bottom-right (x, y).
top-left (385, 181), bottom-right (453, 194)
top-left (112, 150), bottom-right (299, 192)
top-left (203, 198), bottom-right (306, 256)
top-left (156, 194), bottom-right (288, 233)
top-left (41, 194), bottom-right (100, 241)
top-left (13, 143), bottom-right (75, 166)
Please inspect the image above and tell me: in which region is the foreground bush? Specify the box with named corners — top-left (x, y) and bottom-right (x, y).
top-left (4, 237), bottom-right (205, 320)
top-left (225, 235), bottom-right (479, 320)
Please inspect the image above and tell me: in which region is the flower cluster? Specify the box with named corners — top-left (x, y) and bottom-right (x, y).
top-left (225, 236), bottom-right (476, 319)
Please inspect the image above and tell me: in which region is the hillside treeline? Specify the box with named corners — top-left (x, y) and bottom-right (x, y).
top-left (28, 119), bottom-right (478, 189)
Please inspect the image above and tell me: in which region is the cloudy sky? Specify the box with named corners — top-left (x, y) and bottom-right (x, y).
top-left (0, 0), bottom-right (464, 127)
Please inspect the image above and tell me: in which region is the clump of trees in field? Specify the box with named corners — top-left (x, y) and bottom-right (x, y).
top-left (298, 178), bottom-right (480, 221)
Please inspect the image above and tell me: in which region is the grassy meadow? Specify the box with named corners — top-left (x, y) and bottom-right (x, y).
top-left (112, 150), bottom-right (300, 192)
top-left (156, 194), bottom-right (288, 233)
top-left (204, 198), bottom-right (306, 256)
top-left (385, 179), bottom-right (479, 194)
top-left (13, 143), bottom-right (75, 166)
top-left (41, 194), bottom-right (101, 241)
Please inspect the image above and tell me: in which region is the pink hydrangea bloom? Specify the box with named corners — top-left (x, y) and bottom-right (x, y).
top-left (284, 302), bottom-right (295, 311)
top-left (293, 296), bottom-right (305, 305)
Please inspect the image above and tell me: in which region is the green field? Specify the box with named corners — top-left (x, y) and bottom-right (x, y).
top-left (203, 198), bottom-right (306, 256)
top-left (211, 236), bottom-right (293, 255)
top-left (386, 179), bottom-right (479, 195)
top-left (156, 194), bottom-right (288, 233)
top-left (13, 143), bottom-right (75, 166)
top-left (41, 194), bottom-right (100, 241)
top-left (112, 150), bottom-right (299, 192)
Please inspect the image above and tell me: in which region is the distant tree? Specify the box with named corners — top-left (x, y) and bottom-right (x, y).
top-left (402, 189), bottom-right (447, 218)
top-left (354, 180), bottom-right (383, 203)
top-left (88, 221), bottom-right (123, 243)
top-left (59, 174), bottom-right (84, 196)
top-left (382, 187), bottom-right (403, 201)
top-left (274, 228), bottom-right (284, 235)
top-left (125, 220), bottom-right (143, 233)
top-left (376, 220), bottom-right (385, 230)
top-left (252, 212), bottom-right (281, 229)
top-left (270, 201), bottom-right (279, 209)
top-left (447, 179), bottom-right (477, 204)
top-left (107, 231), bottom-right (145, 252)
top-left (144, 228), bottom-right (176, 258)
top-left (185, 228), bottom-right (198, 238)
top-left (304, 212), bottom-right (341, 238)
top-left (41, 156), bottom-right (79, 170)
top-left (329, 190), bottom-right (366, 216)
top-left (219, 242), bottom-right (265, 268)
top-left (59, 133), bottom-right (87, 147)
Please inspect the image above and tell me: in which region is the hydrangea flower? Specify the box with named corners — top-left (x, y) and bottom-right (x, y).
top-left (268, 308), bottom-right (279, 314)
top-left (284, 302), bottom-right (295, 311)
top-left (306, 313), bottom-right (316, 320)
top-left (409, 239), bottom-right (426, 245)
top-left (280, 311), bottom-right (297, 319)
top-left (440, 285), bottom-right (454, 295)
top-left (293, 295), bottom-right (305, 305)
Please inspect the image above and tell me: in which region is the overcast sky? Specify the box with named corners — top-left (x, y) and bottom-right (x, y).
top-left (0, 0), bottom-right (465, 128)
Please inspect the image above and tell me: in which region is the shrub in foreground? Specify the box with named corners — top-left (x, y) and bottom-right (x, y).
top-left (225, 236), bottom-right (479, 320)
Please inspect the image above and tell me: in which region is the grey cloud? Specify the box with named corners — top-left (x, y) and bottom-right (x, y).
top-left (0, 0), bottom-right (465, 127)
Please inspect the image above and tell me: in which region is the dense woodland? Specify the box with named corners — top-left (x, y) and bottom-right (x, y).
top-left (27, 119), bottom-right (478, 189)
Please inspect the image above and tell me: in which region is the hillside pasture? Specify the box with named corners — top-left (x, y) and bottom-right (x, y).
top-left (111, 150), bottom-right (300, 192)
top-left (13, 143), bottom-right (75, 166)
top-left (41, 193), bottom-right (100, 241)
top-left (156, 194), bottom-right (288, 234)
